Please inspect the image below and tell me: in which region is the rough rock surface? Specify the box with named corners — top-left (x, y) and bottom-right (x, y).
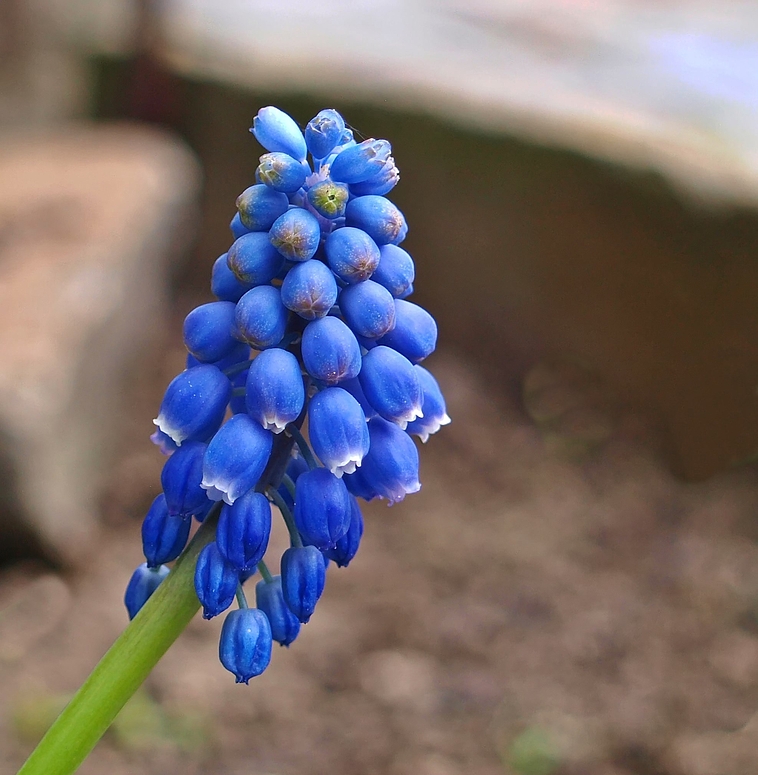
top-left (0, 125), bottom-right (200, 564)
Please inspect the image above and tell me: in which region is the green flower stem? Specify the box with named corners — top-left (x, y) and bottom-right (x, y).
top-left (16, 506), bottom-right (220, 775)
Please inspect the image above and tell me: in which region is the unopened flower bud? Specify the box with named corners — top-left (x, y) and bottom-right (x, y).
top-left (201, 414), bottom-right (273, 504)
top-left (154, 365), bottom-right (231, 446)
top-left (281, 545), bottom-right (326, 623)
top-left (251, 106), bottom-right (307, 162)
top-left (219, 607), bottom-right (273, 682)
top-left (294, 467), bottom-right (352, 550)
top-left (245, 348), bottom-right (304, 433)
top-left (142, 494), bottom-right (191, 567)
top-left (255, 576), bottom-right (301, 646)
top-left (124, 562), bottom-right (170, 620)
top-left (195, 542), bottom-right (239, 619)
top-left (216, 490), bottom-right (271, 572)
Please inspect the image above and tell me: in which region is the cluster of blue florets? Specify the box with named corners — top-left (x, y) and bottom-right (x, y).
top-left (124, 106), bottom-right (450, 683)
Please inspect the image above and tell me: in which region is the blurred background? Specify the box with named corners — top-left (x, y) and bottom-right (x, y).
top-left (2, 1), bottom-right (758, 773)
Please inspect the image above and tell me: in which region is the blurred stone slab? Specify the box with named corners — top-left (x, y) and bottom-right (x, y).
top-left (78, 0), bottom-right (758, 206)
top-left (0, 125), bottom-right (200, 564)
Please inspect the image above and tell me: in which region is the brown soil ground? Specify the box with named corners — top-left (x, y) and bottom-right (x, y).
top-left (2, 311), bottom-right (758, 775)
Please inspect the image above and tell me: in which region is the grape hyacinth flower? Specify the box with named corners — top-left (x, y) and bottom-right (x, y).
top-left (127, 105), bottom-right (450, 684)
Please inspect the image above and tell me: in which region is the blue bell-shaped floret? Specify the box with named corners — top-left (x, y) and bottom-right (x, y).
top-left (305, 109), bottom-right (346, 160)
top-left (324, 227), bottom-right (380, 284)
top-left (236, 184), bottom-right (289, 231)
top-left (227, 232), bottom-right (285, 286)
top-left (378, 300), bottom-right (437, 363)
top-left (358, 346), bottom-right (423, 428)
top-left (212, 253), bottom-right (253, 303)
top-left (345, 195), bottom-right (407, 246)
top-left (345, 417), bottom-right (420, 504)
top-left (251, 106), bottom-right (307, 162)
top-left (370, 244), bottom-right (415, 299)
top-left (160, 440), bottom-right (209, 518)
top-left (201, 414), bottom-right (273, 505)
top-left (235, 285), bottom-right (289, 350)
top-left (307, 179), bottom-right (350, 219)
top-left (406, 365), bottom-right (451, 443)
top-left (329, 139), bottom-right (391, 184)
top-left (245, 348), bottom-right (304, 433)
top-left (124, 562), bottom-right (170, 620)
top-left (293, 467), bottom-right (352, 550)
top-left (256, 152), bottom-right (307, 193)
top-left (216, 489), bottom-right (272, 573)
top-left (269, 208), bottom-right (321, 261)
top-left (195, 542), bottom-right (240, 619)
top-left (255, 576), bottom-right (301, 646)
top-left (338, 377), bottom-right (377, 420)
top-left (230, 212), bottom-right (251, 240)
top-left (349, 159), bottom-right (399, 197)
top-left (153, 365), bottom-right (231, 446)
top-left (280, 545), bottom-right (326, 623)
top-left (142, 493), bottom-right (191, 567)
top-left (219, 607), bottom-right (273, 683)
top-left (183, 301), bottom-right (239, 364)
top-left (308, 387), bottom-right (369, 476)
top-left (150, 428), bottom-right (178, 455)
top-left (323, 494), bottom-right (363, 567)
top-left (342, 463), bottom-right (380, 501)
top-left (301, 316), bottom-right (361, 385)
top-left (339, 280), bottom-right (396, 339)
top-left (280, 259), bottom-right (338, 320)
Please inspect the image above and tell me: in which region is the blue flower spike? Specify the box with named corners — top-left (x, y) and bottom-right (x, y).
top-left (219, 608), bottom-right (273, 683)
top-left (130, 105), bottom-right (449, 684)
